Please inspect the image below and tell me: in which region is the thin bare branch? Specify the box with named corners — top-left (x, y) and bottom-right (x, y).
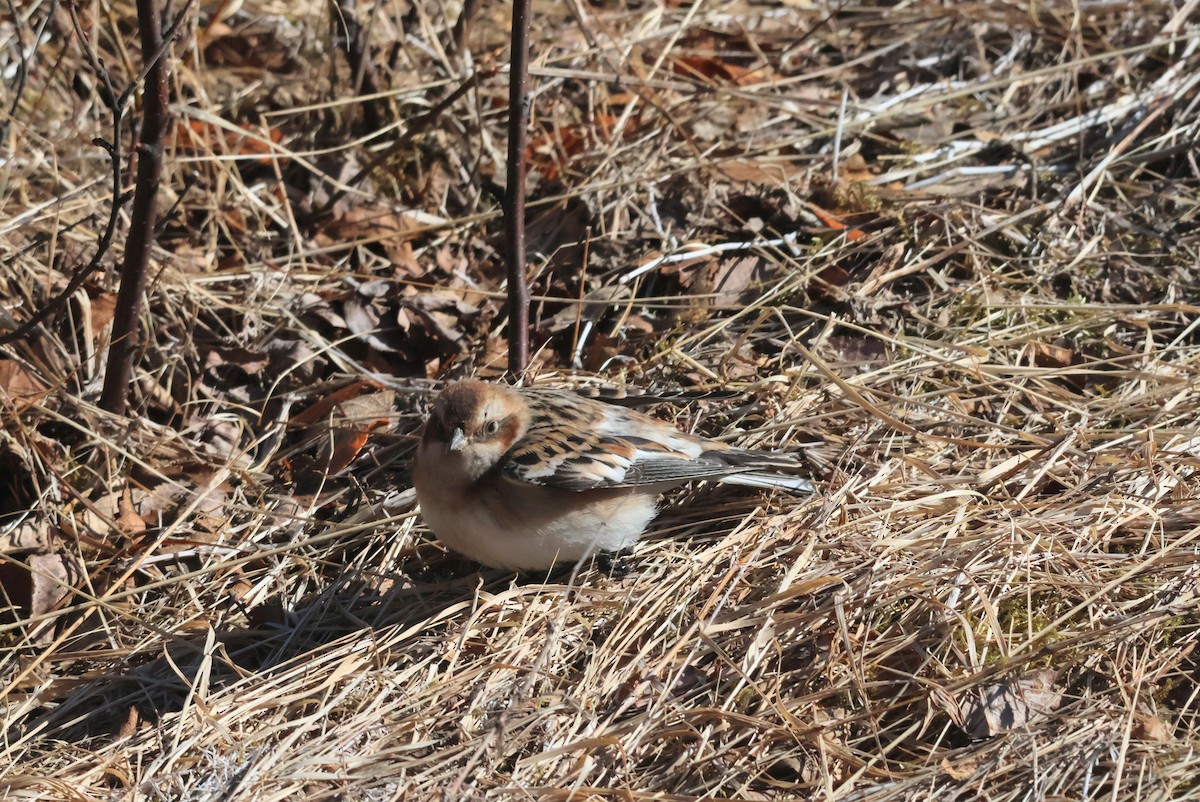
top-left (99, 0), bottom-right (171, 415)
top-left (504, 0), bottom-right (532, 375)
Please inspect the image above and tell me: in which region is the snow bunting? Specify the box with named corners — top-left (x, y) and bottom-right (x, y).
top-left (413, 379), bottom-right (812, 571)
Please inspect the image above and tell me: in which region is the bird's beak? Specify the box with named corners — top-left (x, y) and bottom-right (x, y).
top-left (449, 427), bottom-right (467, 452)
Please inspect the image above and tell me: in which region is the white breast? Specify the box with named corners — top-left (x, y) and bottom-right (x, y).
top-left (415, 471), bottom-right (657, 571)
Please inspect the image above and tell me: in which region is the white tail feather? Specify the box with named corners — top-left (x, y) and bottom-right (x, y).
top-left (718, 472), bottom-right (814, 494)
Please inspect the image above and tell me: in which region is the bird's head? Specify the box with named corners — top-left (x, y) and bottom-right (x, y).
top-left (421, 380), bottom-right (528, 482)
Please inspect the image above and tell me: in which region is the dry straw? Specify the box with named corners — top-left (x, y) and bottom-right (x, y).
top-left (2, 0), bottom-right (1199, 799)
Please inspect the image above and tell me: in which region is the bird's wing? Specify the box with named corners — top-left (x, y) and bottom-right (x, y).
top-left (501, 389), bottom-right (771, 491)
top-left (502, 433), bottom-right (742, 491)
top-left (501, 388), bottom-right (811, 492)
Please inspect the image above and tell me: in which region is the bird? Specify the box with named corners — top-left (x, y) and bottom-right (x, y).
top-left (413, 379), bottom-right (813, 571)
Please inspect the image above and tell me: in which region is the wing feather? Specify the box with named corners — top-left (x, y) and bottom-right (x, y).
top-left (500, 387), bottom-right (809, 493)
top-left (503, 441), bottom-right (752, 490)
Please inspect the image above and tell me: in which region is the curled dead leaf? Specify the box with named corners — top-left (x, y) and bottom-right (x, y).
top-left (961, 669), bottom-right (1062, 739)
top-left (0, 360), bottom-right (48, 412)
top-left (0, 552), bottom-right (83, 644)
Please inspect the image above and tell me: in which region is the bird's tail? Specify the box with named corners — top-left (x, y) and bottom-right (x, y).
top-left (719, 472), bottom-right (814, 493)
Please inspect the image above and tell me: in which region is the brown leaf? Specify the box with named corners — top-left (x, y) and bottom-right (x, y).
top-left (961, 670), bottom-right (1062, 739)
top-left (29, 553), bottom-right (76, 618)
top-left (818, 335), bottom-right (889, 372)
top-left (803, 200), bottom-right (866, 241)
top-left (676, 256), bottom-right (774, 306)
top-left (291, 381), bottom-right (383, 427)
top-left (117, 487), bottom-right (148, 537)
top-left (1132, 712), bottom-right (1173, 742)
top-left (708, 256), bottom-right (767, 304)
top-left (543, 285), bottom-right (633, 334)
top-left (403, 293), bottom-right (479, 353)
top-left (174, 119), bottom-right (286, 165)
top-left (1028, 341), bottom-right (1076, 369)
top-left (940, 756), bottom-right (981, 781)
top-left (811, 264), bottom-right (851, 301)
top-left (341, 295), bottom-right (394, 351)
top-left (0, 519), bottom-right (51, 553)
top-left (840, 152), bottom-right (875, 183)
top-left (1027, 341), bottom-right (1086, 391)
top-left (327, 426), bottom-right (375, 475)
top-left (670, 55), bottom-right (770, 86)
top-left (0, 552), bottom-right (81, 644)
top-left (116, 705), bottom-right (145, 739)
top-left (525, 198), bottom-right (590, 277)
top-left (528, 115), bottom-right (618, 181)
top-left (858, 241), bottom-right (906, 289)
top-left (63, 488), bottom-right (150, 543)
top-left (202, 31), bottom-right (298, 72)
top-left (203, 346), bottom-right (271, 376)
top-left (321, 207), bottom-right (426, 277)
top-left (718, 159), bottom-right (804, 185)
top-left (584, 332), bottom-right (624, 372)
top-left (87, 290), bottom-right (118, 338)
top-left (293, 387), bottom-right (397, 476)
top-left (0, 360), bottom-right (48, 412)
top-left (326, 389), bottom-right (397, 474)
top-left (165, 482), bottom-right (232, 544)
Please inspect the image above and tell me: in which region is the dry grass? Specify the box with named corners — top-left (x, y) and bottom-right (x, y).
top-left (3, 0), bottom-right (1200, 799)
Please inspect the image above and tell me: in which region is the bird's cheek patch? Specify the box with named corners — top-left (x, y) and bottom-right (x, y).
top-left (497, 417), bottom-right (522, 445)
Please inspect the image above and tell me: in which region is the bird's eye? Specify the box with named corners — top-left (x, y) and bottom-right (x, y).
top-left (484, 419), bottom-right (500, 436)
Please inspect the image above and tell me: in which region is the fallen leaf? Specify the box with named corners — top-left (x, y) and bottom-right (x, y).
top-left (0, 360), bottom-right (48, 412)
top-left (203, 31), bottom-right (298, 72)
top-left (116, 705), bottom-right (144, 738)
top-left (525, 198), bottom-right (590, 276)
top-left (174, 119), bottom-right (286, 165)
top-left (293, 387), bottom-right (397, 476)
top-left (117, 487), bottom-right (148, 537)
top-left (1028, 341), bottom-right (1076, 369)
top-left (0, 519), bottom-right (51, 553)
top-left (811, 264), bottom-right (851, 301)
top-left (708, 256), bottom-right (767, 305)
top-left (403, 293), bottom-right (479, 354)
top-left (326, 422), bottom-right (390, 475)
top-left (671, 55), bottom-right (770, 86)
top-left (1132, 712), bottom-right (1172, 742)
top-left (29, 553), bottom-right (77, 623)
top-left (817, 335), bottom-right (889, 375)
top-left (673, 255), bottom-right (775, 306)
top-left (0, 552), bottom-right (81, 644)
top-left (543, 284), bottom-right (633, 334)
top-left (528, 115), bottom-right (618, 181)
top-left (320, 206), bottom-right (425, 277)
top-left (803, 200), bottom-right (866, 241)
top-left (718, 159), bottom-right (804, 185)
top-left (840, 152), bottom-right (875, 183)
top-left (87, 290), bottom-right (118, 338)
top-left (1027, 341), bottom-right (1086, 391)
top-left (327, 389), bottom-right (397, 474)
top-left (961, 669), bottom-right (1062, 739)
top-left (291, 380), bottom-right (382, 428)
top-left (940, 756), bottom-right (980, 781)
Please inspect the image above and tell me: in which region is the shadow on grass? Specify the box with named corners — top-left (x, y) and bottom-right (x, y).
top-left (10, 548), bottom-right (630, 746)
